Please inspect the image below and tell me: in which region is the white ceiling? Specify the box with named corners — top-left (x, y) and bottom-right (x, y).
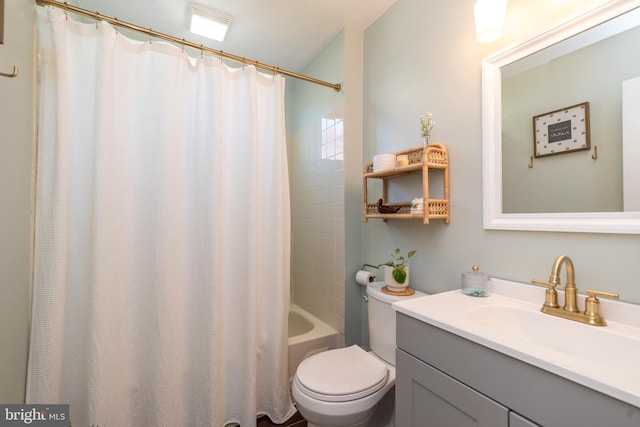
top-left (71, 0), bottom-right (398, 72)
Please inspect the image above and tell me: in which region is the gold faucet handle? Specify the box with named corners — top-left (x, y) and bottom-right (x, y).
top-left (532, 279), bottom-right (556, 288)
top-left (532, 279), bottom-right (560, 308)
top-left (584, 290), bottom-right (619, 326)
top-left (586, 290), bottom-right (619, 300)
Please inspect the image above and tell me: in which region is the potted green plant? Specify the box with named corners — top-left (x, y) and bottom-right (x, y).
top-left (378, 248), bottom-right (416, 290)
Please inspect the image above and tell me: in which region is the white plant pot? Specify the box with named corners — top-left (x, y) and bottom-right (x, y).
top-left (384, 265), bottom-right (410, 291)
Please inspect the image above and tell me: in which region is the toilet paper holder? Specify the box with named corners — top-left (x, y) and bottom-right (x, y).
top-left (361, 263), bottom-right (379, 271)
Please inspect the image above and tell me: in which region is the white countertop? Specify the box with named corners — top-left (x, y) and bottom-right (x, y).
top-left (392, 278), bottom-right (640, 408)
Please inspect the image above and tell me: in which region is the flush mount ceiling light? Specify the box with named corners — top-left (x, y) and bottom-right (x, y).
top-left (474, 0), bottom-right (508, 43)
top-left (189, 3), bottom-right (233, 42)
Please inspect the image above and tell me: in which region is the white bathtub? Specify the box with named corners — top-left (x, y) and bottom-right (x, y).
top-left (288, 305), bottom-right (339, 383)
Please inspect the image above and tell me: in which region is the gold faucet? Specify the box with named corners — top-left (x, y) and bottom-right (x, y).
top-left (532, 255), bottom-right (619, 326)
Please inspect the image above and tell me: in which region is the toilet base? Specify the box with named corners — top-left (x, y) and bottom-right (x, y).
top-left (296, 402), bottom-right (376, 427)
top-left (295, 386), bottom-right (395, 427)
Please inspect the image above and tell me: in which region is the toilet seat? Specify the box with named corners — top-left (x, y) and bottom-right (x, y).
top-left (294, 345), bottom-right (389, 403)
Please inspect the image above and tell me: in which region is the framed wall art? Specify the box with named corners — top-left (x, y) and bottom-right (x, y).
top-left (533, 102), bottom-right (590, 158)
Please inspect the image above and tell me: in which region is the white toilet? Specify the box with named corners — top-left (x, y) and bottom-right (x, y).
top-left (291, 282), bottom-right (426, 427)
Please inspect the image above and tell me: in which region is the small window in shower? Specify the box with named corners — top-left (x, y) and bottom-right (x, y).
top-left (321, 114), bottom-right (343, 161)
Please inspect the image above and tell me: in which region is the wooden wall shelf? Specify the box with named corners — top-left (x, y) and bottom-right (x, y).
top-left (363, 144), bottom-right (450, 224)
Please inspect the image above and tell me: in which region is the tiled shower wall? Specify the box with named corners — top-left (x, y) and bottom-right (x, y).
top-left (288, 109), bottom-right (345, 342)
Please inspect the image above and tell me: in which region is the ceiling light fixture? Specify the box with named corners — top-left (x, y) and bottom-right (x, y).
top-left (189, 3), bottom-right (233, 42)
top-left (474, 0), bottom-right (508, 43)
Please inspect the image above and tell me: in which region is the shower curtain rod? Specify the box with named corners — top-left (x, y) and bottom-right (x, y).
top-left (35, 0), bottom-right (342, 92)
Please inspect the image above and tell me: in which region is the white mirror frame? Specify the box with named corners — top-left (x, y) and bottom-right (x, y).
top-left (482, 0), bottom-right (640, 234)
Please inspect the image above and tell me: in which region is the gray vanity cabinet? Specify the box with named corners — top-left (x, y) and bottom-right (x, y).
top-left (395, 312), bottom-right (640, 426)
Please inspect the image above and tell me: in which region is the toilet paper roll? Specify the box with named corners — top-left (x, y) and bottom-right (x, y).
top-left (356, 270), bottom-right (376, 285)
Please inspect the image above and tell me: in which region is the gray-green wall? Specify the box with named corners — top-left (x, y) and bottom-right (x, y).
top-left (358, 0), bottom-right (640, 345)
top-left (0, 0), bottom-right (34, 403)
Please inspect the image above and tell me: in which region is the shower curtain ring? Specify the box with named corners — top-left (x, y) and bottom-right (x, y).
top-left (63, 2), bottom-right (68, 19)
top-left (200, 45), bottom-right (204, 58)
top-left (114, 17), bottom-right (119, 35)
top-left (149, 29), bottom-right (153, 44)
top-left (95, 11), bottom-right (99, 29)
top-left (267, 67), bottom-right (277, 86)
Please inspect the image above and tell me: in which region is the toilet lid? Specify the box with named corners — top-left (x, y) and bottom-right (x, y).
top-left (295, 345), bottom-right (389, 402)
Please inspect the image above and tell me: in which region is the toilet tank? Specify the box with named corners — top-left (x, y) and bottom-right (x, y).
top-left (367, 282), bottom-right (426, 365)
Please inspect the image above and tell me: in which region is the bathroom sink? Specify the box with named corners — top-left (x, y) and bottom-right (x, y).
top-left (392, 278), bottom-right (640, 408)
top-left (466, 304), bottom-right (640, 366)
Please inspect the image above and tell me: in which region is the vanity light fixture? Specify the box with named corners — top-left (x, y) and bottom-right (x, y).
top-left (189, 3), bottom-right (233, 42)
top-left (474, 0), bottom-right (508, 43)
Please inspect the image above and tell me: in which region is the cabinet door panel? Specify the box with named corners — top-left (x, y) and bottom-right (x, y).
top-left (510, 412), bottom-right (541, 427)
top-left (396, 349), bottom-right (508, 427)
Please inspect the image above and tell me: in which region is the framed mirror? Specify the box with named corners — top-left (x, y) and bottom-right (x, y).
top-left (482, 0), bottom-right (640, 234)
top-left (1, 0), bottom-right (4, 45)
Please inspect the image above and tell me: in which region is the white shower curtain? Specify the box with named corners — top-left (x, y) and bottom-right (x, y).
top-left (27, 9), bottom-right (295, 427)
